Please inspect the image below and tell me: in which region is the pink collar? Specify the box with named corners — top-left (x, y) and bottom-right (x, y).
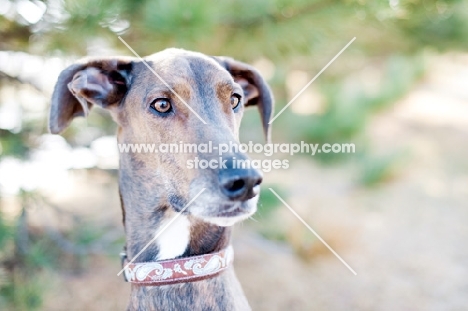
top-left (122, 246), bottom-right (234, 286)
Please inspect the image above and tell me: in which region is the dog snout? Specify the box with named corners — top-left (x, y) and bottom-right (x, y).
top-left (219, 167), bottom-right (263, 201)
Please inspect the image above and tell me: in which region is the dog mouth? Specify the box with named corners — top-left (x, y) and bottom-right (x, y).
top-left (206, 197), bottom-right (257, 221)
top-left (203, 202), bottom-right (256, 227)
top-left (216, 206), bottom-right (245, 218)
top-left (186, 185), bottom-right (260, 226)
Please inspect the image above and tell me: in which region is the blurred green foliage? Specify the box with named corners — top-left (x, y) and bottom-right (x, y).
top-left (0, 129), bottom-right (30, 158)
top-left (0, 203), bottom-right (46, 311)
top-left (358, 152), bottom-right (403, 186)
top-left (24, 0), bottom-right (468, 58)
top-left (252, 184), bottom-right (288, 241)
top-left (273, 53), bottom-right (426, 163)
top-left (257, 184), bottom-right (285, 218)
top-left (0, 192), bottom-right (123, 310)
top-left (3, 0), bottom-right (468, 60)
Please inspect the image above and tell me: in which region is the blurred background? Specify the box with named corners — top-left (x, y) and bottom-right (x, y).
top-left (1, 0), bottom-right (468, 310)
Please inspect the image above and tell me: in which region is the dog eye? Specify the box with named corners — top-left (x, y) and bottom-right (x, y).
top-left (231, 94), bottom-right (241, 110)
top-left (150, 98), bottom-right (172, 114)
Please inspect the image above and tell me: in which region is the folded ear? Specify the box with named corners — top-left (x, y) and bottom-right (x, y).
top-left (214, 57), bottom-right (274, 142)
top-left (49, 57), bottom-right (134, 134)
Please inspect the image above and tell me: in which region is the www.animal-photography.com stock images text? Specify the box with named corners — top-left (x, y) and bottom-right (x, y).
top-left (1, 1), bottom-right (468, 311)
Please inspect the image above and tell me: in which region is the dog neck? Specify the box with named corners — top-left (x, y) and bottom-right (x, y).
top-left (119, 168), bottom-right (232, 260)
top-left (118, 163), bottom-right (250, 310)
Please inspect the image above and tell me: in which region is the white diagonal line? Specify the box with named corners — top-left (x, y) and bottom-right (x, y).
top-left (117, 188), bottom-right (206, 276)
top-left (269, 37), bottom-right (356, 124)
top-left (268, 188), bottom-right (357, 275)
top-left (118, 36), bottom-right (207, 125)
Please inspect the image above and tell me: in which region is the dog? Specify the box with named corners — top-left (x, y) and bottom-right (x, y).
top-left (49, 48), bottom-right (273, 310)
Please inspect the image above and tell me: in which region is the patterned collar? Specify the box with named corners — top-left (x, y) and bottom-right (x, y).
top-left (121, 246), bottom-right (234, 286)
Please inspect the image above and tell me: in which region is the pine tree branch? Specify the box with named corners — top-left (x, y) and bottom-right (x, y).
top-left (222, 0), bottom-right (332, 28)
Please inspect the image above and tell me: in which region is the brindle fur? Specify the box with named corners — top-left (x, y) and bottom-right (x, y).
top-left (49, 48), bottom-right (273, 311)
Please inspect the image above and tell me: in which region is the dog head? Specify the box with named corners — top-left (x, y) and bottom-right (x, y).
top-left (50, 48), bottom-right (274, 227)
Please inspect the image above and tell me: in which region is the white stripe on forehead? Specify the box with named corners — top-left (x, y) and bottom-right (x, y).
top-left (144, 48), bottom-right (229, 75)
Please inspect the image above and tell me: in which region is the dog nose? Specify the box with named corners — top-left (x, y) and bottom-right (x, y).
top-left (219, 168), bottom-right (263, 201)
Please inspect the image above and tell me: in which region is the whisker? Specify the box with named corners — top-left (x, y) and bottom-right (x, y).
top-left (248, 216), bottom-right (259, 223)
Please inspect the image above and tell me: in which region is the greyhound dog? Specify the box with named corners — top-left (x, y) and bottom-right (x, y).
top-left (49, 48), bottom-right (273, 310)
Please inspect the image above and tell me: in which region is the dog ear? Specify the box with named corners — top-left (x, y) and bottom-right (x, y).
top-left (49, 58), bottom-right (134, 134)
top-left (214, 57), bottom-right (274, 142)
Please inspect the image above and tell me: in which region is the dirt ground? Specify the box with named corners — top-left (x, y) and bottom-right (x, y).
top-left (37, 54), bottom-right (468, 311)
